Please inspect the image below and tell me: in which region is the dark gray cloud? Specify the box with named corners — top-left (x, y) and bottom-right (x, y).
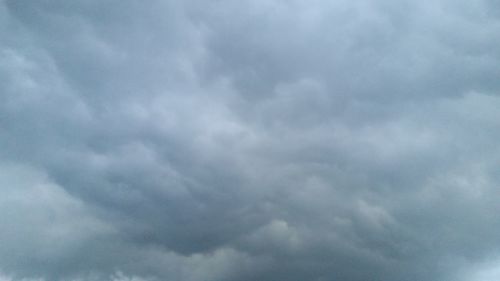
top-left (2, 0), bottom-right (500, 280)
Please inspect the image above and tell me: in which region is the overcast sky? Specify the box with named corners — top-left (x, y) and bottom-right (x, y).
top-left (2, 0), bottom-right (500, 280)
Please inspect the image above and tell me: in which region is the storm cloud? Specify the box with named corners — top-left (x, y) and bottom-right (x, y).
top-left (2, 0), bottom-right (500, 280)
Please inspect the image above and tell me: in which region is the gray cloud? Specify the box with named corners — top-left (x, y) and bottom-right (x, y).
top-left (2, 0), bottom-right (500, 280)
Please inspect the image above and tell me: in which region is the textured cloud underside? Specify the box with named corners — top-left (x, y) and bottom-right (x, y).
top-left (2, 0), bottom-right (500, 280)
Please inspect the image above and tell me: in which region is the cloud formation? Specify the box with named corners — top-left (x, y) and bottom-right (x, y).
top-left (2, 0), bottom-right (500, 280)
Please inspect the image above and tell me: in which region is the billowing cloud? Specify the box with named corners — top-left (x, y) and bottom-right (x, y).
top-left (2, 0), bottom-right (500, 280)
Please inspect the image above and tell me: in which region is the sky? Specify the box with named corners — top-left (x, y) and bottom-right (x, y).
top-left (1, 0), bottom-right (500, 280)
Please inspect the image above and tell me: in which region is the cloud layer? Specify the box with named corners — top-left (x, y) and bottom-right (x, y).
top-left (2, 0), bottom-right (500, 280)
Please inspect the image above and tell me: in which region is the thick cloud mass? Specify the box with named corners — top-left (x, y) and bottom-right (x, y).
top-left (2, 0), bottom-right (500, 280)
